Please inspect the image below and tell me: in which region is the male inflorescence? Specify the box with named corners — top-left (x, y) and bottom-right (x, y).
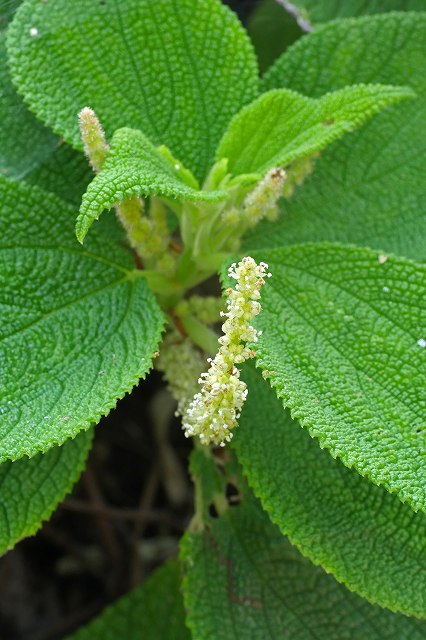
top-left (182, 257), bottom-right (271, 446)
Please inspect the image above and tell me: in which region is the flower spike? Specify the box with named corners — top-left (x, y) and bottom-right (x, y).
top-left (182, 257), bottom-right (271, 446)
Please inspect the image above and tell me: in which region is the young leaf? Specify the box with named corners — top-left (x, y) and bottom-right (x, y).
top-left (181, 452), bottom-right (426, 639)
top-left (0, 177), bottom-right (164, 462)
top-left (0, 430), bottom-right (92, 554)
top-left (77, 128), bottom-right (226, 243)
top-left (235, 366), bottom-right (426, 618)
top-left (7, 0), bottom-right (258, 180)
top-left (248, 243), bottom-right (426, 512)
top-left (289, 0), bottom-right (425, 24)
top-left (243, 13), bottom-right (426, 261)
top-left (66, 561), bottom-right (189, 640)
top-left (216, 84), bottom-right (412, 176)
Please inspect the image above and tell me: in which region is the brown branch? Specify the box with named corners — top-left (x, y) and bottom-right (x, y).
top-left (60, 498), bottom-right (182, 529)
top-left (83, 465), bottom-right (122, 563)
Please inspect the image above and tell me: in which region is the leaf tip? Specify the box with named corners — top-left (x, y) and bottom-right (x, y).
top-left (75, 219), bottom-right (87, 244)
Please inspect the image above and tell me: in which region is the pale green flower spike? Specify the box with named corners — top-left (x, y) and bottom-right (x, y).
top-left (78, 107), bottom-right (109, 173)
top-left (282, 154), bottom-right (318, 200)
top-left (175, 295), bottom-right (224, 325)
top-left (182, 257), bottom-right (271, 447)
top-left (78, 108), bottom-right (171, 267)
top-left (156, 332), bottom-right (206, 416)
top-left (243, 167), bottom-right (286, 226)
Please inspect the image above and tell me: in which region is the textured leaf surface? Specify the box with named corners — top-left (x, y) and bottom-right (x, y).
top-left (291, 0), bottom-right (426, 24)
top-left (248, 243), bottom-right (426, 511)
top-left (0, 7), bottom-right (90, 203)
top-left (247, 0), bottom-right (302, 74)
top-left (0, 32), bottom-right (56, 180)
top-left (67, 561), bottom-right (189, 640)
top-left (181, 451), bottom-right (426, 639)
top-left (7, 0), bottom-right (258, 180)
top-left (0, 430), bottom-right (92, 554)
top-left (235, 366), bottom-right (426, 617)
top-left (243, 13), bottom-right (426, 260)
top-left (0, 0), bottom-right (21, 26)
top-left (24, 143), bottom-right (92, 207)
top-left (0, 177), bottom-right (164, 461)
top-left (77, 128), bottom-right (226, 243)
top-left (217, 84), bottom-right (411, 176)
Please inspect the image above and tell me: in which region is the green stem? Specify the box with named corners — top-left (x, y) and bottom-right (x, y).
top-left (179, 315), bottom-right (218, 355)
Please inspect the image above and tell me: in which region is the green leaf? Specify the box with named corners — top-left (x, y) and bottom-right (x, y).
top-left (7, 0), bottom-right (258, 181)
top-left (77, 128), bottom-right (226, 243)
top-left (0, 9), bottom-right (91, 204)
top-left (0, 430), bottom-right (92, 554)
top-left (235, 366), bottom-right (426, 617)
top-left (290, 0), bottom-right (426, 25)
top-left (0, 176), bottom-right (165, 462)
top-left (247, 0), bottom-right (302, 74)
top-left (243, 13), bottom-right (426, 261)
top-left (216, 84), bottom-right (412, 176)
top-left (0, 0), bottom-right (21, 29)
top-left (181, 451), bottom-right (426, 639)
top-left (24, 143), bottom-right (92, 207)
top-left (66, 561), bottom-right (189, 640)
top-left (248, 243), bottom-right (426, 512)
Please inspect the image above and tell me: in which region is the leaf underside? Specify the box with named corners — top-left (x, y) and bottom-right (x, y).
top-left (217, 83), bottom-right (413, 176)
top-left (243, 12), bottom-right (426, 261)
top-left (0, 177), bottom-right (164, 461)
top-left (235, 366), bottom-right (426, 617)
top-left (7, 0), bottom-right (258, 181)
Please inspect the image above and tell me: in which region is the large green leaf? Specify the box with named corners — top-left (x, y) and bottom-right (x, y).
top-left (0, 33), bottom-right (56, 180)
top-left (0, 430), bottom-right (92, 554)
top-left (67, 561), bottom-right (189, 640)
top-left (216, 84), bottom-right (412, 176)
top-left (181, 450), bottom-right (426, 639)
top-left (235, 366), bottom-right (426, 617)
top-left (0, 177), bottom-right (164, 462)
top-left (0, 6), bottom-right (90, 204)
top-left (0, 0), bottom-right (20, 26)
top-left (77, 128), bottom-right (226, 243)
top-left (24, 143), bottom-right (92, 207)
top-left (290, 0), bottom-right (426, 24)
top-left (7, 0), bottom-right (258, 181)
top-left (243, 13), bottom-right (426, 261)
top-left (247, 243), bottom-right (426, 512)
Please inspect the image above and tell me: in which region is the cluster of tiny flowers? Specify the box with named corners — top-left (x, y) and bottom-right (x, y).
top-left (182, 257), bottom-right (271, 446)
top-left (175, 295), bottom-right (225, 325)
top-left (156, 333), bottom-right (205, 416)
top-left (282, 154), bottom-right (318, 199)
top-left (78, 107), bottom-right (109, 173)
top-left (243, 167), bottom-right (286, 226)
top-left (79, 107), bottom-right (172, 267)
